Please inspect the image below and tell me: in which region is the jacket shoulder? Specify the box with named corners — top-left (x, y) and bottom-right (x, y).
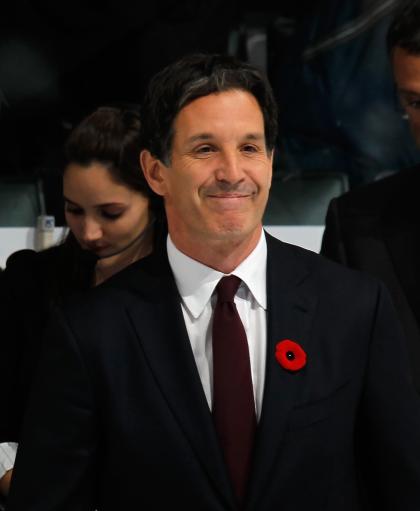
top-left (332, 166), bottom-right (419, 218)
top-left (4, 244), bottom-right (72, 281)
top-left (6, 243), bottom-right (70, 267)
top-left (267, 232), bottom-right (380, 293)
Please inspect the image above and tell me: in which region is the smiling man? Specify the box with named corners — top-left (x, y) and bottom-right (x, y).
top-left (322, 0), bottom-right (420, 395)
top-left (141, 88), bottom-right (273, 272)
top-left (7, 53), bottom-right (420, 511)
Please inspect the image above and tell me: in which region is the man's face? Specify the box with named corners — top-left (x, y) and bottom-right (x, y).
top-left (393, 46), bottom-right (420, 146)
top-left (147, 90), bottom-right (273, 256)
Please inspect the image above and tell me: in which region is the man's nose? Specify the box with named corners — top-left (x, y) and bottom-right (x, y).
top-left (215, 151), bottom-right (244, 183)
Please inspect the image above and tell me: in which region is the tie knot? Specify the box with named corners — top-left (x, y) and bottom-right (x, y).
top-left (216, 275), bottom-right (241, 303)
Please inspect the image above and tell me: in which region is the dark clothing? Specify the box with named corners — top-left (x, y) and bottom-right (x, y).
top-left (0, 237), bottom-right (97, 441)
top-left (7, 233), bottom-right (420, 510)
top-left (321, 166), bottom-right (420, 393)
top-left (0, 217), bottom-right (167, 442)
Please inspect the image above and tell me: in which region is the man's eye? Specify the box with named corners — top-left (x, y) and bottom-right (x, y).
top-left (408, 100), bottom-right (420, 109)
top-left (242, 144), bottom-right (259, 153)
top-left (195, 145), bottom-right (214, 154)
top-left (192, 146), bottom-right (214, 159)
top-left (400, 93), bottom-right (420, 110)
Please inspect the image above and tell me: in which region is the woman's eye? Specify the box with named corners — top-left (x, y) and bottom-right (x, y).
top-left (65, 206), bottom-right (83, 216)
top-left (101, 210), bottom-right (123, 220)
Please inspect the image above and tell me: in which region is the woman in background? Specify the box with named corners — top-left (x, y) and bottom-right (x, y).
top-left (0, 105), bottom-right (165, 498)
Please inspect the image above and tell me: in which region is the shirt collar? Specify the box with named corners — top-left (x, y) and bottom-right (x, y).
top-left (167, 230), bottom-right (267, 319)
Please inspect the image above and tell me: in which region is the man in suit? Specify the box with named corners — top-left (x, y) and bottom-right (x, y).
top-left (321, 0), bottom-right (420, 393)
top-left (6, 53), bottom-right (420, 510)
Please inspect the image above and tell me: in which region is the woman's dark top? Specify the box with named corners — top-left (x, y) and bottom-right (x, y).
top-left (0, 216), bottom-right (167, 441)
top-left (0, 234), bottom-right (97, 441)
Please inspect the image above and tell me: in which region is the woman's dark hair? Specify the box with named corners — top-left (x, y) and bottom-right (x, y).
top-left (140, 53), bottom-right (279, 164)
top-left (387, 0), bottom-right (420, 55)
top-left (64, 105), bottom-right (153, 199)
top-left (59, 105), bottom-right (166, 285)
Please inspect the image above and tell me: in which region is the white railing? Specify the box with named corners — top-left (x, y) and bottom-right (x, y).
top-left (0, 226), bottom-right (325, 269)
top-left (0, 227), bottom-right (68, 268)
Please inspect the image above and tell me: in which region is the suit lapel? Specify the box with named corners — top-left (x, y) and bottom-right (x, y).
top-left (385, 227), bottom-right (420, 329)
top-left (113, 237), bottom-right (317, 508)
top-left (123, 253), bottom-right (235, 508)
top-left (384, 221), bottom-right (420, 392)
top-left (381, 169), bottom-right (420, 336)
top-left (247, 234), bottom-right (317, 508)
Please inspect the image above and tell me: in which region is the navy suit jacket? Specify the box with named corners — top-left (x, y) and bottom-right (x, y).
top-left (321, 167), bottom-right (420, 394)
top-left (7, 233), bottom-right (420, 510)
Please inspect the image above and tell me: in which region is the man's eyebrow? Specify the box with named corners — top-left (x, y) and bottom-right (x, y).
top-left (185, 132), bottom-right (265, 144)
top-left (398, 88), bottom-right (420, 96)
top-left (244, 133), bottom-right (265, 141)
top-left (185, 133), bottom-right (213, 144)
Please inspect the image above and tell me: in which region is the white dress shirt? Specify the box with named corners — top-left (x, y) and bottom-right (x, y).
top-left (0, 442), bottom-right (17, 480)
top-left (167, 229), bottom-right (267, 420)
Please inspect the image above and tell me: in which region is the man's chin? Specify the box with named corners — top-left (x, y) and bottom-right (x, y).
top-left (206, 221), bottom-right (262, 242)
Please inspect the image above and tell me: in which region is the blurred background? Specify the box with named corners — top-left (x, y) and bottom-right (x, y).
top-left (1, 0), bottom-right (419, 228)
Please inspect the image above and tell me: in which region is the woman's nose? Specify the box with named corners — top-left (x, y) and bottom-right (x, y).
top-left (81, 218), bottom-right (103, 242)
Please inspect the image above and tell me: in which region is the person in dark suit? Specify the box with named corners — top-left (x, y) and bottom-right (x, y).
top-left (321, 0), bottom-right (420, 393)
top-left (6, 53), bottom-right (420, 511)
top-left (0, 106), bottom-right (165, 499)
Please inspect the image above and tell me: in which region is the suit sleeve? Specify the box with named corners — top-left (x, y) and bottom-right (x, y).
top-left (6, 307), bottom-right (97, 511)
top-left (0, 253), bottom-right (33, 441)
top-left (320, 198), bottom-right (348, 264)
top-left (360, 281), bottom-right (420, 509)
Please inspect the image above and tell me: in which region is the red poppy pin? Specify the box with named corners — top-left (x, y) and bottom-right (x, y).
top-left (275, 339), bottom-right (307, 372)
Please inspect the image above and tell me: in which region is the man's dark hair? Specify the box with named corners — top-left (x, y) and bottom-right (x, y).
top-left (140, 53), bottom-right (278, 164)
top-left (387, 0), bottom-right (420, 55)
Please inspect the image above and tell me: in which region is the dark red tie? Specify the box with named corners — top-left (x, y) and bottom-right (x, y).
top-left (212, 275), bottom-right (256, 504)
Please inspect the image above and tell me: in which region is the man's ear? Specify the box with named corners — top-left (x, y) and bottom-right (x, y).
top-left (140, 149), bottom-right (167, 196)
top-left (267, 147), bottom-right (274, 191)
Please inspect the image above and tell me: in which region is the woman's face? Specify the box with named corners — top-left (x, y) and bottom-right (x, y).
top-left (63, 162), bottom-right (150, 259)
